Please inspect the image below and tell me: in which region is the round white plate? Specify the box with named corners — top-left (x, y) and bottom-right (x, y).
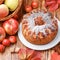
top-left (18, 20), bottom-right (60, 50)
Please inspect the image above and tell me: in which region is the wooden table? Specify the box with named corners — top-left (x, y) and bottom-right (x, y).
top-left (0, 0), bottom-right (60, 60)
top-left (0, 36), bottom-right (59, 60)
top-left (0, 36), bottom-right (54, 60)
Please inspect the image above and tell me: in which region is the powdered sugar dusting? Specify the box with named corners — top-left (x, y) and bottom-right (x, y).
top-left (22, 10), bottom-right (56, 36)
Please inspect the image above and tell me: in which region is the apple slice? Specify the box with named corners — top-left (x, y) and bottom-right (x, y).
top-left (30, 51), bottom-right (41, 60)
top-left (49, 3), bottom-right (58, 11)
top-left (51, 52), bottom-right (60, 60)
top-left (46, 0), bottom-right (51, 2)
top-left (31, 57), bottom-right (41, 60)
top-left (46, 1), bottom-right (56, 6)
top-left (18, 48), bottom-right (26, 60)
top-left (51, 52), bottom-right (58, 60)
top-left (28, 51), bottom-right (41, 60)
top-left (26, 48), bottom-right (35, 59)
top-left (57, 55), bottom-right (60, 60)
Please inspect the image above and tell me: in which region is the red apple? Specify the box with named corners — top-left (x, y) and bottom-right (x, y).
top-left (3, 18), bottom-right (19, 35)
top-left (2, 39), bottom-right (10, 47)
top-left (0, 4), bottom-right (9, 18)
top-left (31, 1), bottom-right (39, 9)
top-left (25, 5), bottom-right (32, 13)
top-left (0, 44), bottom-right (5, 52)
top-left (9, 36), bottom-right (17, 44)
top-left (0, 27), bottom-right (6, 42)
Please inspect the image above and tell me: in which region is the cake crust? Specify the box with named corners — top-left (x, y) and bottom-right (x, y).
top-left (22, 10), bottom-right (58, 45)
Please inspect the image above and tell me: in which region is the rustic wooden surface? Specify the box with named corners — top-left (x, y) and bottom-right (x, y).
top-left (0, 36), bottom-right (59, 60)
top-left (0, 0), bottom-right (60, 60)
top-left (0, 36), bottom-right (55, 60)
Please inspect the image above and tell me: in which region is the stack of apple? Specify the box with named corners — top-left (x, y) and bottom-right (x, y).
top-left (0, 0), bottom-right (18, 18)
top-left (0, 18), bottom-right (19, 52)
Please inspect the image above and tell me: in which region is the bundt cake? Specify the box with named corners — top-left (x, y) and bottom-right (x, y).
top-left (22, 10), bottom-right (58, 45)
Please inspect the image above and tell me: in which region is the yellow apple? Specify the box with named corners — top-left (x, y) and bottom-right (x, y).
top-left (5, 0), bottom-right (18, 11)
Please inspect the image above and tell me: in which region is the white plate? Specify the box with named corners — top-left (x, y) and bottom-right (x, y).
top-left (18, 20), bottom-right (60, 50)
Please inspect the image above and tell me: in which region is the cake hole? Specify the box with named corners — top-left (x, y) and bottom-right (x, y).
top-left (34, 17), bottom-right (45, 25)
